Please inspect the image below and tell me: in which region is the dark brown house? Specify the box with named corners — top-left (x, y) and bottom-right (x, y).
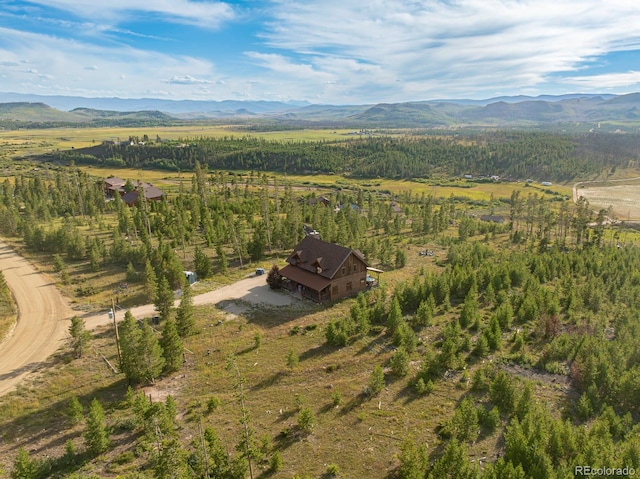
top-left (280, 236), bottom-right (368, 302)
top-left (121, 186), bottom-right (165, 206)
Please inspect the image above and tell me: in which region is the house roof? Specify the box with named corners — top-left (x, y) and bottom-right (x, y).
top-left (121, 191), bottom-right (139, 204)
top-left (104, 177), bottom-right (125, 186)
top-left (280, 264), bottom-right (332, 292)
top-left (121, 186), bottom-right (165, 204)
top-left (143, 186), bottom-right (164, 199)
top-left (286, 236), bottom-right (367, 280)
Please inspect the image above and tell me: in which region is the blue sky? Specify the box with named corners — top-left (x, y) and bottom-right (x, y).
top-left (0, 0), bottom-right (639, 104)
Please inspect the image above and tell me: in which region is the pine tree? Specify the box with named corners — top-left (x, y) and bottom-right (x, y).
top-left (143, 259), bottom-right (157, 302)
top-left (387, 296), bottom-right (403, 336)
top-left (11, 447), bottom-right (38, 479)
top-left (119, 310), bottom-right (143, 384)
top-left (67, 396), bottom-right (84, 425)
top-left (161, 318), bottom-right (184, 374)
top-left (297, 407), bottom-right (316, 433)
top-left (84, 398), bottom-right (110, 455)
top-left (155, 438), bottom-right (189, 479)
top-left (140, 323), bottom-right (165, 384)
top-left (414, 298), bottom-right (434, 328)
top-left (368, 365), bottom-right (385, 396)
top-left (216, 243), bottom-right (228, 274)
top-left (175, 283), bottom-right (195, 337)
top-left (68, 315), bottom-right (91, 358)
top-left (155, 276), bottom-right (174, 321)
top-left (398, 439), bottom-right (428, 479)
top-left (194, 245), bottom-right (212, 279)
top-left (390, 347), bottom-right (410, 376)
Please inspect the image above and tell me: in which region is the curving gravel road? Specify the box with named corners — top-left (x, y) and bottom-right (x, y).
top-left (0, 240), bottom-right (75, 396)
top-left (0, 239), bottom-right (295, 396)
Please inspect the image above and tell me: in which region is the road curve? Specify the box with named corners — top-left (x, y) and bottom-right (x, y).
top-left (0, 240), bottom-right (75, 396)
top-left (0, 239), bottom-right (295, 396)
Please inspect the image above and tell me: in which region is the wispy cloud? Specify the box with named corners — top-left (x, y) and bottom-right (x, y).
top-left (252, 0), bottom-right (640, 101)
top-left (23, 0), bottom-right (236, 29)
top-left (163, 75), bottom-right (212, 85)
top-left (0, 26), bottom-right (224, 98)
top-left (567, 71), bottom-right (640, 88)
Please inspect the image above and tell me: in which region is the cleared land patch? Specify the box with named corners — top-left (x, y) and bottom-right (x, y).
top-left (577, 178), bottom-right (640, 220)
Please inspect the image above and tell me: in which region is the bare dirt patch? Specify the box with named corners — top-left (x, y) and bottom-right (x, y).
top-left (577, 179), bottom-right (640, 221)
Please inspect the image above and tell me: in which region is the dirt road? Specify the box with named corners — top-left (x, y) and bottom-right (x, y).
top-left (0, 240), bottom-right (75, 396)
top-left (0, 240), bottom-right (296, 395)
top-left (83, 273), bottom-right (296, 330)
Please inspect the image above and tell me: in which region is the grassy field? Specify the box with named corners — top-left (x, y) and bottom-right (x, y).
top-left (0, 126), bottom-right (358, 159)
top-left (0, 239), bottom-right (568, 478)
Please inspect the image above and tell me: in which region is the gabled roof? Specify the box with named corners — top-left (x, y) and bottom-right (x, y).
top-left (143, 186), bottom-right (164, 199)
top-left (104, 177), bottom-right (125, 186)
top-left (286, 236), bottom-right (367, 279)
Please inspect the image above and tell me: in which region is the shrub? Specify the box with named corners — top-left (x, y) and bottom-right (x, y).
top-left (270, 451), bottom-right (284, 472)
top-left (368, 365), bottom-right (385, 396)
top-left (326, 463), bottom-right (340, 477)
top-left (266, 264), bottom-right (282, 289)
top-left (253, 331), bottom-right (262, 349)
top-left (286, 349), bottom-right (299, 370)
top-left (206, 396), bottom-right (221, 413)
top-left (390, 347), bottom-right (410, 377)
top-left (297, 407), bottom-right (315, 433)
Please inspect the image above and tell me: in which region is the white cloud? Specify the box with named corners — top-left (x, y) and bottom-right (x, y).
top-left (0, 26), bottom-right (224, 99)
top-left (566, 71), bottom-right (640, 88)
top-left (163, 75), bottom-right (212, 85)
top-left (23, 0), bottom-right (236, 29)
top-left (252, 0), bottom-right (640, 101)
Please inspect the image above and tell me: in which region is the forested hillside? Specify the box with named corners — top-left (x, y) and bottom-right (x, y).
top-left (1, 155), bottom-right (640, 478)
top-left (50, 131), bottom-right (640, 182)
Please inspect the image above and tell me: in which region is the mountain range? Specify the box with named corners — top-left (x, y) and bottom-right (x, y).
top-left (1, 92), bottom-right (639, 129)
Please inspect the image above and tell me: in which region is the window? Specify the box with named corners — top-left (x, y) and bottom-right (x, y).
top-left (346, 281), bottom-right (352, 292)
top-left (342, 267), bottom-right (346, 276)
top-left (332, 285), bottom-right (339, 296)
top-left (353, 264), bottom-right (357, 273)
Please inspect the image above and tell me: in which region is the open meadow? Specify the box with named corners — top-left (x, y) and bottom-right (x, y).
top-left (0, 126), bottom-right (358, 159)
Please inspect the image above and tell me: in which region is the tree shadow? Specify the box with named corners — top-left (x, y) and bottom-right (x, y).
top-left (355, 336), bottom-right (393, 357)
top-left (251, 371), bottom-right (286, 391)
top-left (299, 344), bottom-right (333, 362)
top-left (338, 391), bottom-right (369, 417)
top-left (244, 304), bottom-right (320, 329)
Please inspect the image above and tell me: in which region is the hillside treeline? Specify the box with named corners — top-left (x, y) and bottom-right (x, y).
top-left (50, 131), bottom-right (640, 181)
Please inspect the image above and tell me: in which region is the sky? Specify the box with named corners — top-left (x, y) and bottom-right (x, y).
top-left (1, 0), bottom-right (639, 104)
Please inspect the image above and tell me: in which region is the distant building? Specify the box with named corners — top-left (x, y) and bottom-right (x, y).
top-left (480, 215), bottom-right (506, 224)
top-left (391, 201), bottom-right (403, 214)
top-left (541, 181), bottom-right (553, 186)
top-left (104, 177), bottom-right (126, 196)
top-left (121, 186), bottom-right (166, 206)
